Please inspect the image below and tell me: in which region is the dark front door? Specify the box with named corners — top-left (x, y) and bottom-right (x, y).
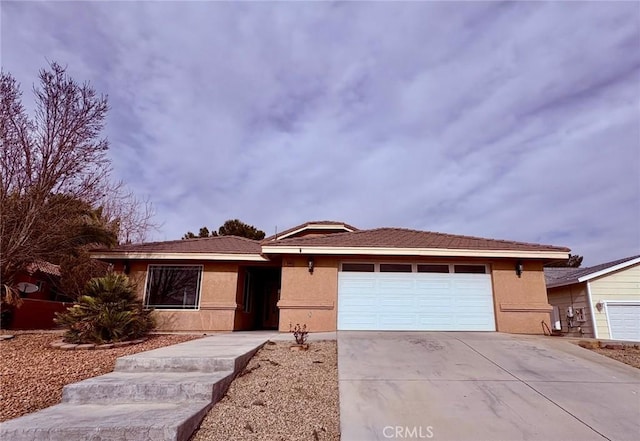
top-left (244, 267), bottom-right (281, 329)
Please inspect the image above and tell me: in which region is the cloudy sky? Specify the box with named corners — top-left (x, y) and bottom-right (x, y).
top-left (2, 1), bottom-right (639, 265)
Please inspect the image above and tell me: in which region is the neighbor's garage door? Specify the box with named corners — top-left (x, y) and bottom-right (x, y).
top-left (607, 303), bottom-right (640, 341)
top-left (338, 264), bottom-right (496, 331)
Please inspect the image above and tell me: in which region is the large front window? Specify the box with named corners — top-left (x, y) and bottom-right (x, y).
top-left (144, 265), bottom-right (202, 309)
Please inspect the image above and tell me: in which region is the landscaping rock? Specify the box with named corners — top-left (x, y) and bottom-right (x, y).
top-left (0, 332), bottom-right (202, 423)
top-left (191, 341), bottom-right (339, 441)
top-left (578, 340), bottom-right (599, 349)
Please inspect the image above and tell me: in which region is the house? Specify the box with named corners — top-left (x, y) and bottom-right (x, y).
top-left (6, 261), bottom-right (72, 330)
top-left (90, 221), bottom-right (570, 334)
top-left (545, 255), bottom-right (640, 341)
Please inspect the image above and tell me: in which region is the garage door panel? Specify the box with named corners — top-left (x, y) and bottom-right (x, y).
top-left (338, 272), bottom-right (495, 331)
top-left (340, 280), bottom-right (377, 292)
top-left (380, 296), bottom-right (415, 308)
top-left (339, 314), bottom-right (378, 328)
top-left (417, 315), bottom-right (453, 325)
top-left (415, 279), bottom-right (451, 290)
top-left (380, 314), bottom-right (417, 326)
top-left (378, 279), bottom-right (415, 291)
top-left (607, 304), bottom-right (640, 341)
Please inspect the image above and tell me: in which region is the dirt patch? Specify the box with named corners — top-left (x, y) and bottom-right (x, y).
top-left (191, 340), bottom-right (339, 441)
top-left (0, 331), bottom-right (202, 422)
top-left (591, 347), bottom-right (640, 369)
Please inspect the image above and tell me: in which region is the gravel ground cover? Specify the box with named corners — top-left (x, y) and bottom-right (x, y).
top-left (0, 331), bottom-right (202, 422)
top-left (191, 340), bottom-right (339, 441)
top-left (592, 347), bottom-right (640, 369)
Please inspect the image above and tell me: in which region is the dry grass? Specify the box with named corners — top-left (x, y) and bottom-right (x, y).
top-left (0, 331), bottom-right (202, 422)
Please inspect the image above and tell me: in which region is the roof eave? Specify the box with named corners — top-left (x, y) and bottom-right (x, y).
top-left (261, 245), bottom-right (569, 260)
top-left (546, 280), bottom-right (580, 289)
top-left (90, 252), bottom-right (269, 262)
top-left (577, 257), bottom-right (640, 283)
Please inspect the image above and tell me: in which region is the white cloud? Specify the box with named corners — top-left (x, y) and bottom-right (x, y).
top-left (2, 1), bottom-right (638, 265)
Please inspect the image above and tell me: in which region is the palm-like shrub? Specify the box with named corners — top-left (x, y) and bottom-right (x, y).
top-left (55, 273), bottom-right (155, 344)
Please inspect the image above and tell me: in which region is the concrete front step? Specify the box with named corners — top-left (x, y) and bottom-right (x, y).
top-left (0, 333), bottom-right (274, 441)
top-left (115, 355), bottom-right (240, 373)
top-left (62, 371), bottom-right (234, 404)
top-left (115, 341), bottom-right (264, 373)
top-left (0, 402), bottom-right (212, 441)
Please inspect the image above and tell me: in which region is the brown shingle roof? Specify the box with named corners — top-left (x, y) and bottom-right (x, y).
top-left (263, 220), bottom-right (358, 241)
top-left (95, 235), bottom-right (262, 254)
top-left (545, 255), bottom-right (640, 287)
top-left (264, 227), bottom-right (570, 252)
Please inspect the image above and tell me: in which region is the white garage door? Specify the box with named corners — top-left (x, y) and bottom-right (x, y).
top-left (607, 303), bottom-right (640, 341)
top-left (338, 270), bottom-right (496, 331)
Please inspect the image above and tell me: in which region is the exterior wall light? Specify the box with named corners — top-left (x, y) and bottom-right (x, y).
top-left (515, 261), bottom-right (523, 277)
top-left (308, 256), bottom-right (314, 274)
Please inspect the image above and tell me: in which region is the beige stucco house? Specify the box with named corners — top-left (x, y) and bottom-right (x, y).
top-left (545, 255), bottom-right (640, 341)
top-left (91, 221), bottom-right (570, 335)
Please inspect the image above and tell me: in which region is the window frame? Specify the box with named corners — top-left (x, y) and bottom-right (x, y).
top-left (143, 264), bottom-right (203, 311)
top-left (242, 271), bottom-right (252, 313)
top-left (341, 262), bottom-right (376, 272)
top-left (340, 262), bottom-right (490, 274)
top-left (453, 264), bottom-right (487, 274)
top-left (379, 263), bottom-right (413, 273)
top-left (416, 264), bottom-right (451, 274)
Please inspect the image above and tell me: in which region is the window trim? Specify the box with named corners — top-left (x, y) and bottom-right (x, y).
top-left (379, 263), bottom-right (413, 273)
top-left (340, 262), bottom-right (376, 272)
top-left (416, 264), bottom-right (451, 274)
top-left (143, 264), bottom-right (203, 311)
top-left (453, 264), bottom-right (488, 274)
top-left (340, 262), bottom-right (490, 274)
top-left (242, 271), bottom-right (252, 313)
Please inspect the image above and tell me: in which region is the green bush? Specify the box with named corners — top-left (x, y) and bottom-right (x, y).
top-left (55, 273), bottom-right (155, 344)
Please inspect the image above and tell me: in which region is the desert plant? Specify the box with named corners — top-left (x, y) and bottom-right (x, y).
top-left (289, 323), bottom-right (308, 345)
top-left (55, 273), bottom-right (155, 344)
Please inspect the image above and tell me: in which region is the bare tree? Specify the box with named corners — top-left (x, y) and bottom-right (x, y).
top-left (1, 62), bottom-right (155, 291)
top-left (99, 181), bottom-right (157, 244)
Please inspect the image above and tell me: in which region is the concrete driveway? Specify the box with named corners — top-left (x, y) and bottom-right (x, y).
top-left (338, 332), bottom-right (640, 441)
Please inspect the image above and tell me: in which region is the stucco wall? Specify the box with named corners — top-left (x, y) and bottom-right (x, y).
top-left (277, 255), bottom-right (551, 334)
top-left (122, 260), bottom-right (239, 332)
top-left (589, 264), bottom-right (640, 339)
top-left (278, 255), bottom-right (338, 332)
top-left (114, 255), bottom-right (554, 334)
top-left (491, 260), bottom-right (552, 334)
top-left (547, 284), bottom-right (593, 337)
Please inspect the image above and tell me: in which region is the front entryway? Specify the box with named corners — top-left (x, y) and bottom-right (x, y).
top-left (240, 267), bottom-right (281, 330)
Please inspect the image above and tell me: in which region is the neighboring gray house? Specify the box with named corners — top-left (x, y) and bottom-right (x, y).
top-left (545, 255), bottom-right (640, 341)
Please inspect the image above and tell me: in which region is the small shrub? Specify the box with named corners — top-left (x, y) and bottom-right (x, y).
top-left (289, 323), bottom-right (308, 345)
top-left (55, 273), bottom-right (155, 344)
